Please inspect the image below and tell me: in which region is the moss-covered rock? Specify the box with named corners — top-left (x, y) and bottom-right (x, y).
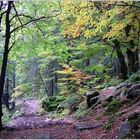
top-left (126, 84), bottom-right (140, 99)
top-left (133, 130), bottom-right (140, 139)
top-left (118, 112), bottom-right (140, 139)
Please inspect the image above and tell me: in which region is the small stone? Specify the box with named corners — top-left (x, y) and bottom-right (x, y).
top-left (134, 130), bottom-right (140, 139)
top-left (128, 112), bottom-right (139, 121)
top-left (75, 123), bottom-right (103, 131)
top-left (34, 134), bottom-right (50, 139)
top-left (118, 121), bottom-right (132, 139)
top-left (126, 84), bottom-right (140, 99)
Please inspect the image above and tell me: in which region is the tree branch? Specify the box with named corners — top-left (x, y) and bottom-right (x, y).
top-left (8, 41), bottom-right (15, 52)
top-left (14, 14), bottom-right (45, 36)
top-left (136, 16), bottom-right (140, 46)
top-left (12, 4), bottom-right (23, 26)
top-left (116, 3), bottom-right (140, 9)
top-left (10, 12), bottom-right (61, 34)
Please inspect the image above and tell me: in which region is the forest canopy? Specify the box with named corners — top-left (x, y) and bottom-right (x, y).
top-left (0, 0), bottom-right (140, 133)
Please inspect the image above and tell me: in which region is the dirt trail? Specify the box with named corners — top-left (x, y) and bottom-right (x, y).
top-left (23, 99), bottom-right (40, 115)
top-left (7, 98), bottom-right (73, 130)
top-left (0, 98), bottom-right (119, 139)
top-left (0, 98), bottom-right (80, 139)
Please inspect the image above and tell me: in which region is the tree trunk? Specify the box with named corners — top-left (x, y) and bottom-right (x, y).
top-left (47, 80), bottom-right (54, 97)
top-left (13, 62), bottom-right (16, 89)
top-left (84, 59), bottom-right (90, 66)
top-left (113, 40), bottom-right (128, 80)
top-left (46, 59), bottom-right (59, 97)
top-left (0, 1), bottom-right (13, 131)
top-left (126, 48), bottom-right (139, 75)
top-left (4, 76), bottom-right (10, 109)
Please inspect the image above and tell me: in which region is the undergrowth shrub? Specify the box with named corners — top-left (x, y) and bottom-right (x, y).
top-left (3, 103), bottom-right (23, 124)
top-left (12, 83), bottom-right (32, 99)
top-left (105, 79), bottom-right (122, 87)
top-left (105, 99), bottom-right (121, 115)
top-left (104, 116), bottom-right (115, 131)
top-left (73, 101), bottom-right (92, 119)
top-left (57, 95), bottom-right (83, 113)
top-left (126, 73), bottom-right (140, 83)
top-left (42, 96), bottom-right (65, 112)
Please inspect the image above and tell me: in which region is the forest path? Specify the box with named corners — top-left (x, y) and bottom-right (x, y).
top-left (0, 99), bottom-right (107, 139)
top-left (6, 98), bottom-right (74, 130)
top-left (0, 98), bottom-right (79, 139)
top-left (0, 98), bottom-right (109, 139)
top-left (23, 99), bottom-right (40, 115)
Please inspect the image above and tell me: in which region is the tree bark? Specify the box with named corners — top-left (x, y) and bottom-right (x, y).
top-left (0, 1), bottom-right (13, 131)
top-left (13, 62), bottom-right (16, 89)
top-left (126, 48), bottom-right (139, 75)
top-left (113, 40), bottom-right (128, 80)
top-left (46, 59), bottom-right (59, 97)
top-left (3, 76), bottom-right (10, 109)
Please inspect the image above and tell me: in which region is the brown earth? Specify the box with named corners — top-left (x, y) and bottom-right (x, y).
top-left (0, 88), bottom-right (140, 139)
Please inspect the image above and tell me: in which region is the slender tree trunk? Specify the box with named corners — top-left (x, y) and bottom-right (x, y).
top-left (13, 62), bottom-right (16, 89)
top-left (4, 76), bottom-right (10, 109)
top-left (0, 1), bottom-right (13, 130)
top-left (38, 69), bottom-right (47, 93)
top-left (46, 61), bottom-right (54, 97)
top-left (47, 80), bottom-right (54, 97)
top-left (113, 40), bottom-right (128, 80)
top-left (134, 49), bottom-right (139, 71)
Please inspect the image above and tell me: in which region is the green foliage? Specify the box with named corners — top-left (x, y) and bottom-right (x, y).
top-left (126, 73), bottom-right (140, 83)
top-left (42, 96), bottom-right (65, 112)
top-left (2, 1), bottom-right (140, 122)
top-left (104, 116), bottom-right (115, 131)
top-left (73, 101), bottom-right (92, 119)
top-left (57, 95), bottom-right (81, 110)
top-left (57, 64), bottom-right (92, 97)
top-left (2, 103), bottom-right (23, 124)
top-left (38, 107), bottom-right (47, 115)
top-left (105, 79), bottom-right (122, 87)
top-left (12, 83), bottom-right (32, 99)
top-left (105, 99), bottom-right (121, 115)
top-left (2, 107), bottom-right (11, 124)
